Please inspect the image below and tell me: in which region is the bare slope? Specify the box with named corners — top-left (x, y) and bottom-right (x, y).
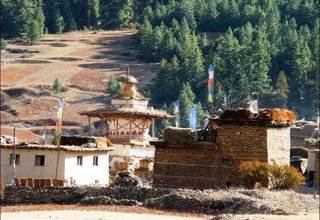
top-left (0, 31), bottom-right (157, 141)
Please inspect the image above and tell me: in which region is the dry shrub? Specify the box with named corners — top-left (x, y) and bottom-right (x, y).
top-left (257, 108), bottom-right (295, 123)
top-left (220, 108), bottom-right (255, 121)
top-left (238, 160), bottom-right (306, 189)
top-left (238, 160), bottom-right (270, 188)
top-left (269, 163), bottom-right (306, 189)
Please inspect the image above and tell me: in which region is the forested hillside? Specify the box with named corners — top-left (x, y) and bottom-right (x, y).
top-left (1, 0), bottom-right (319, 123)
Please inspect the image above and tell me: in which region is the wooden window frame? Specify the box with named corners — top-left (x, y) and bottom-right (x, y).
top-left (77, 156), bottom-right (83, 166)
top-left (35, 155), bottom-right (45, 166)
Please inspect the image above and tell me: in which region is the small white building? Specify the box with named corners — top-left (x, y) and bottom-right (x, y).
top-left (0, 144), bottom-right (113, 186)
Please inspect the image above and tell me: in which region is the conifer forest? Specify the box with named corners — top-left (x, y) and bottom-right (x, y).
top-left (1, 0), bottom-right (319, 123)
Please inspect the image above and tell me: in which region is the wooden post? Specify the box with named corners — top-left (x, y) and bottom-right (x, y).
top-left (165, 119), bottom-right (168, 128)
top-left (129, 119), bottom-right (132, 142)
top-left (88, 117), bottom-right (91, 136)
top-left (116, 118), bottom-right (119, 138)
top-left (100, 116), bottom-right (103, 137)
top-left (152, 118), bottom-right (155, 140)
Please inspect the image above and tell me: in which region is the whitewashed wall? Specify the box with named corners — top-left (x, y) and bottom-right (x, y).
top-left (63, 151), bottom-right (109, 185)
top-left (267, 127), bottom-right (291, 165)
top-left (0, 148), bottom-right (65, 184)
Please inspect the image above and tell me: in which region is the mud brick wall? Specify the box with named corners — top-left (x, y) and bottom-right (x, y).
top-left (153, 125), bottom-right (271, 189)
top-left (314, 153), bottom-right (320, 188)
top-left (153, 124), bottom-right (291, 189)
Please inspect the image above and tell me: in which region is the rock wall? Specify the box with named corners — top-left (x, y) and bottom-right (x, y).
top-left (291, 125), bottom-right (316, 148)
top-left (1, 186), bottom-right (293, 215)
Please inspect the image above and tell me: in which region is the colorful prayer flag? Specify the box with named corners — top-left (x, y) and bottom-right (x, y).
top-left (208, 64), bottom-right (215, 103)
top-left (175, 100), bottom-right (180, 127)
top-left (189, 107), bottom-right (197, 131)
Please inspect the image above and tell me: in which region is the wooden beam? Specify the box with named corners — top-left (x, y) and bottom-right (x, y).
top-left (152, 118), bottom-right (155, 140)
top-left (116, 117), bottom-right (119, 138)
top-left (129, 119), bottom-right (132, 142)
top-left (100, 117), bottom-right (103, 137)
top-left (88, 117), bottom-right (91, 136)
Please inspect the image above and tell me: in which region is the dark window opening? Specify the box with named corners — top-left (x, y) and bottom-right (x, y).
top-left (222, 158), bottom-right (230, 166)
top-left (35, 155), bottom-right (45, 166)
top-left (226, 182), bottom-right (231, 187)
top-left (93, 156), bottom-right (98, 166)
top-left (77, 156), bottom-right (83, 166)
top-left (10, 154), bottom-right (20, 165)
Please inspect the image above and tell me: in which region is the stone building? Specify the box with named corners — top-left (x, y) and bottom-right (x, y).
top-left (152, 109), bottom-right (292, 189)
top-left (0, 139), bottom-right (113, 186)
top-left (80, 70), bottom-right (171, 177)
top-left (314, 150), bottom-right (320, 188)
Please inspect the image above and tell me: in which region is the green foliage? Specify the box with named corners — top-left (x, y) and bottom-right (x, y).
top-left (238, 160), bottom-right (306, 189)
top-left (107, 75), bottom-right (122, 96)
top-left (0, 38), bottom-right (7, 50)
top-left (53, 78), bottom-right (63, 93)
top-left (276, 71), bottom-right (289, 99)
top-left (178, 83), bottom-right (195, 128)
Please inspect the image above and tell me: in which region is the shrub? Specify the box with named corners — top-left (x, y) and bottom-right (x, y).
top-left (0, 38), bottom-right (7, 50)
top-left (53, 78), bottom-right (63, 93)
top-left (269, 163), bottom-right (306, 189)
top-left (238, 160), bottom-right (306, 189)
top-left (238, 160), bottom-right (270, 188)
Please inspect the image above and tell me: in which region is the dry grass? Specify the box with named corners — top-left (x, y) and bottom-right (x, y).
top-left (20, 100), bottom-right (56, 120)
top-left (0, 204), bottom-right (209, 219)
top-left (1, 126), bottom-right (41, 142)
top-left (71, 69), bottom-right (108, 92)
top-left (1, 65), bottom-right (39, 86)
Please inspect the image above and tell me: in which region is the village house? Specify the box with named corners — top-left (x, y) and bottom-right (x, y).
top-left (151, 108), bottom-right (294, 189)
top-left (0, 138), bottom-right (113, 186)
top-left (79, 69), bottom-right (172, 177)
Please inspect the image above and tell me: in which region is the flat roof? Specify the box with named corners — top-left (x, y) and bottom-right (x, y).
top-left (79, 105), bottom-right (173, 119)
top-left (0, 144), bottom-right (114, 152)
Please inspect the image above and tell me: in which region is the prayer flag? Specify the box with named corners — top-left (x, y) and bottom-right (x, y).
top-left (175, 100), bottom-right (180, 127)
top-left (248, 100), bottom-right (258, 113)
top-left (208, 64), bottom-right (215, 103)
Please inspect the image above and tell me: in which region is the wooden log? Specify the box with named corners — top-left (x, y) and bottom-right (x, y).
top-left (34, 179), bottom-right (40, 187)
top-left (14, 177), bottom-right (20, 186)
top-left (39, 179), bottom-right (46, 187)
top-left (45, 179), bottom-right (52, 186)
top-left (20, 179), bottom-right (27, 186)
top-left (27, 178), bottom-right (34, 187)
top-left (58, 179), bottom-right (64, 186)
top-left (52, 179), bottom-right (59, 186)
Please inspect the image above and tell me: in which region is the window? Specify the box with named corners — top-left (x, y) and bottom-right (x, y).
top-left (222, 158), bottom-right (230, 166)
top-left (9, 154), bottom-right (20, 165)
top-left (77, 156), bottom-right (83, 166)
top-left (93, 156), bottom-right (98, 166)
top-left (35, 155), bottom-right (45, 166)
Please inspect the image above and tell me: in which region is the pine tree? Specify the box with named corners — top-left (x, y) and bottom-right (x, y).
top-left (178, 83), bottom-right (195, 128)
top-left (53, 8), bottom-right (65, 34)
top-left (107, 75), bottom-right (122, 96)
top-left (276, 71), bottom-right (289, 99)
top-left (53, 78), bottom-right (63, 93)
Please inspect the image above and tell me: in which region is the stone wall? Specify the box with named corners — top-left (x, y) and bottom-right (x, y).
top-left (267, 127), bottom-right (290, 165)
top-left (314, 152), bottom-right (320, 188)
top-left (291, 125), bottom-right (316, 148)
top-left (153, 124), bottom-right (271, 189)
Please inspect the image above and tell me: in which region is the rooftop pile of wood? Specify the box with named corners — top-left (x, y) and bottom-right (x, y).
top-left (219, 108), bottom-right (295, 125)
top-left (163, 127), bottom-right (197, 145)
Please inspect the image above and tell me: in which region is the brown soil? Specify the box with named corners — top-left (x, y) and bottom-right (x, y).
top-left (0, 31), bottom-right (158, 138)
top-left (0, 204), bottom-right (208, 219)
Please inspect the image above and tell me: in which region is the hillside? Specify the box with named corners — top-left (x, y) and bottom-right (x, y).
top-left (1, 31), bottom-right (157, 142)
